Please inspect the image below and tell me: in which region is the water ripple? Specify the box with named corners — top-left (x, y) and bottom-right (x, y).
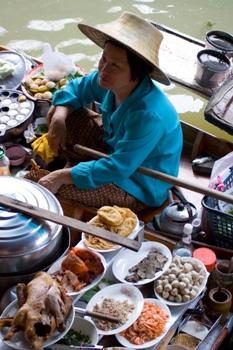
top-left (27, 18), bottom-right (81, 32)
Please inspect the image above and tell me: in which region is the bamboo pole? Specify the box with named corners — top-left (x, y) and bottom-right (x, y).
top-left (74, 144), bottom-right (233, 205)
top-left (0, 194), bottom-right (141, 252)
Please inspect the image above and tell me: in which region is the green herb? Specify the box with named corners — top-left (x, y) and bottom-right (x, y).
top-left (58, 327), bottom-right (91, 345)
top-left (34, 123), bottom-right (48, 135)
top-left (81, 278), bottom-right (116, 303)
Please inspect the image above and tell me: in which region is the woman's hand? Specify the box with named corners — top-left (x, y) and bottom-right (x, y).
top-left (47, 105), bottom-right (73, 155)
top-left (38, 168), bottom-right (73, 194)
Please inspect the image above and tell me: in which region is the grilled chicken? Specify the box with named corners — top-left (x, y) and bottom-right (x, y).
top-left (3, 271), bottom-right (73, 350)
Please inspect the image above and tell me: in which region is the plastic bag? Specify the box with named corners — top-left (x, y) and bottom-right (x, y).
top-left (209, 151), bottom-right (233, 189)
top-left (42, 43), bottom-right (77, 81)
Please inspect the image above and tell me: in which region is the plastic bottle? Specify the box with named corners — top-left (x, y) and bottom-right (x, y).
top-left (173, 223), bottom-right (194, 257)
top-left (0, 147), bottom-right (10, 176)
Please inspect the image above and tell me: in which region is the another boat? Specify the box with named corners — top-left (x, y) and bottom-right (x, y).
top-left (205, 74), bottom-right (233, 135)
top-left (150, 20), bottom-right (233, 99)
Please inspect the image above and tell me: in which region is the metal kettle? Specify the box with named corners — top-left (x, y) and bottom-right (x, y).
top-left (154, 187), bottom-right (199, 236)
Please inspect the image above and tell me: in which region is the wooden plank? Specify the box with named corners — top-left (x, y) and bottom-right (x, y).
top-left (0, 194), bottom-right (141, 252)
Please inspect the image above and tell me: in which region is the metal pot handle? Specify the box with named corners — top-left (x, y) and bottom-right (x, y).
top-left (169, 186), bottom-right (189, 205)
top-left (169, 186), bottom-right (193, 223)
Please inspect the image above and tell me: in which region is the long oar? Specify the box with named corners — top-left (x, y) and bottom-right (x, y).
top-left (0, 194), bottom-right (141, 252)
top-left (74, 144), bottom-right (233, 205)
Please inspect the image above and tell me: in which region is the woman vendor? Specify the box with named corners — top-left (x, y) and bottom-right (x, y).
top-left (38, 11), bottom-right (182, 214)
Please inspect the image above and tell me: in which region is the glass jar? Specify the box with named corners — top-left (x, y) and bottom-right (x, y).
top-left (0, 145), bottom-right (10, 176)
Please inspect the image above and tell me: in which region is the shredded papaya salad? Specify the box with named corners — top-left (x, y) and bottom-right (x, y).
top-left (120, 300), bottom-right (169, 345)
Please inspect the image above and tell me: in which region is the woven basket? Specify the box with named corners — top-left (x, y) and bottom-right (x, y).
top-left (23, 159), bottom-right (50, 183)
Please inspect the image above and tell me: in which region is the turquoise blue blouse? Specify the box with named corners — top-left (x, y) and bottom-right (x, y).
top-left (53, 70), bottom-right (182, 207)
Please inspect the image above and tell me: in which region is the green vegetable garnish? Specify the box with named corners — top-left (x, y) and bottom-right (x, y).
top-left (58, 328), bottom-right (91, 345)
top-left (34, 123), bottom-right (48, 135)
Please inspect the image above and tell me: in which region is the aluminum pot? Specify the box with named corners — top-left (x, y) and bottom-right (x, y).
top-left (0, 89), bottom-right (35, 142)
top-left (205, 30), bottom-right (233, 58)
top-left (0, 226), bottom-right (70, 303)
top-left (194, 49), bottom-right (231, 88)
top-left (0, 176), bottom-right (65, 275)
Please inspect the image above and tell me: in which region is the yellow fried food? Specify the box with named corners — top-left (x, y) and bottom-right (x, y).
top-left (108, 217), bottom-right (137, 236)
top-left (83, 233), bottom-right (118, 250)
top-left (97, 206), bottom-right (124, 226)
top-left (83, 206), bottom-right (137, 250)
top-left (113, 205), bottom-right (137, 219)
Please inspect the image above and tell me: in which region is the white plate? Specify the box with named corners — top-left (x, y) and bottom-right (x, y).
top-left (112, 241), bottom-right (172, 286)
top-left (115, 298), bottom-right (172, 349)
top-left (80, 216), bottom-right (140, 253)
top-left (47, 250), bottom-right (107, 296)
top-left (218, 187), bottom-right (233, 214)
top-left (0, 299), bottom-right (74, 350)
top-left (154, 257), bottom-right (208, 306)
top-left (85, 283), bottom-right (144, 335)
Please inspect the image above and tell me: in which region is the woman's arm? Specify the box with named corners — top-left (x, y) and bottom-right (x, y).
top-left (47, 105), bottom-right (73, 155)
top-left (38, 168), bottom-right (73, 194)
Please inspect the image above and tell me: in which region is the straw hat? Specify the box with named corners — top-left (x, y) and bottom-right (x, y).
top-left (78, 12), bottom-right (170, 85)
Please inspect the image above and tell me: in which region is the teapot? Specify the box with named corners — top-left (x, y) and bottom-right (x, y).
top-left (153, 187), bottom-right (201, 236)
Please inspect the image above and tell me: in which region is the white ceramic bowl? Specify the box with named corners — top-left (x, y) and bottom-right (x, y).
top-left (69, 316), bottom-right (99, 345)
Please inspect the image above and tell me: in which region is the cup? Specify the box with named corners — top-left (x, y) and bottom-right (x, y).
top-left (207, 287), bottom-right (232, 324)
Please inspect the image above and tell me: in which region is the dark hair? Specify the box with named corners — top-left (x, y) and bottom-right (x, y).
top-left (126, 49), bottom-right (154, 82)
top-left (105, 40), bottom-right (154, 82)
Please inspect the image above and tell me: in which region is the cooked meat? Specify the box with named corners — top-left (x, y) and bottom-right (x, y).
top-left (3, 271), bottom-right (73, 350)
top-left (125, 250), bottom-right (168, 282)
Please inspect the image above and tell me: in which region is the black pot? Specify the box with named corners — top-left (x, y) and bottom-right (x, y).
top-left (205, 30), bottom-right (233, 58)
top-left (194, 49), bottom-right (231, 88)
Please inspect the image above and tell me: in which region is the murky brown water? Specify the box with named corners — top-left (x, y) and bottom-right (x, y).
top-left (1, 0), bottom-right (233, 141)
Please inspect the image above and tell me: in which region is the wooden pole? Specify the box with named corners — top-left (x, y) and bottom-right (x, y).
top-left (0, 194), bottom-right (141, 252)
top-left (74, 144), bottom-right (233, 205)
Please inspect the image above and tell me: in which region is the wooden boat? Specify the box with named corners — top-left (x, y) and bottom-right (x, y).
top-left (1, 44), bottom-right (233, 255)
top-left (0, 41), bottom-right (233, 350)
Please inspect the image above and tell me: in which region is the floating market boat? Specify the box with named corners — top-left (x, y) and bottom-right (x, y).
top-left (1, 27), bottom-right (233, 348)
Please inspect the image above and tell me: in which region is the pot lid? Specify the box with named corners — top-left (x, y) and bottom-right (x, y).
top-left (206, 31), bottom-right (233, 52)
top-left (166, 202), bottom-right (197, 222)
top-left (0, 176), bottom-right (63, 256)
top-left (0, 89), bottom-right (34, 135)
top-left (0, 51), bottom-right (30, 90)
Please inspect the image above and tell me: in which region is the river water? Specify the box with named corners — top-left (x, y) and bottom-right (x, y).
top-left (1, 0), bottom-right (233, 141)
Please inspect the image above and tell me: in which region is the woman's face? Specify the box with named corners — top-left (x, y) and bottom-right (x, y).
top-left (98, 41), bottom-right (134, 92)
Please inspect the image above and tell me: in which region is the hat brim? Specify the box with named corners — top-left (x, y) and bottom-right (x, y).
top-left (78, 23), bottom-right (170, 86)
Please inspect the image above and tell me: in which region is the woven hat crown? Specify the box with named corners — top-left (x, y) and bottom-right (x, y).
top-left (78, 12), bottom-right (170, 85)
